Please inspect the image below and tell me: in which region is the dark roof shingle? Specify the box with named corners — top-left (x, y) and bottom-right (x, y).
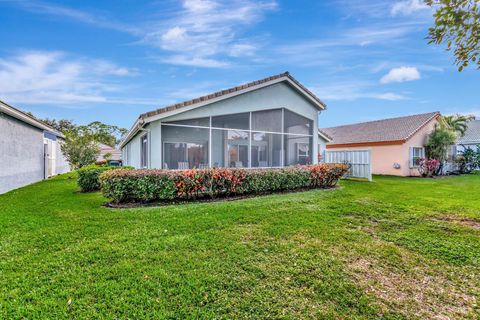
top-left (321, 112), bottom-right (440, 146)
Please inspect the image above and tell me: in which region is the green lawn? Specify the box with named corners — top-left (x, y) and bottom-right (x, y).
top-left (1, 174), bottom-right (479, 319)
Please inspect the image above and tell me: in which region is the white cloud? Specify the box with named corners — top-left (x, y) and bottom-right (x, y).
top-left (162, 55), bottom-right (229, 68)
top-left (380, 66), bottom-right (420, 84)
top-left (144, 0), bottom-right (277, 67)
top-left (391, 0), bottom-right (429, 16)
top-left (313, 80), bottom-right (407, 101)
top-left (183, 0), bottom-right (218, 13)
top-left (0, 51), bottom-right (136, 105)
top-left (13, 1), bottom-right (140, 34)
top-left (229, 44), bottom-right (257, 57)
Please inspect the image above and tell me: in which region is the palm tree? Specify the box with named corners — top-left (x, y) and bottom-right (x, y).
top-left (441, 114), bottom-right (475, 137)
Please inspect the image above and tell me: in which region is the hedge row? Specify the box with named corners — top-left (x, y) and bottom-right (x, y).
top-left (100, 164), bottom-right (349, 203)
top-left (77, 165), bottom-right (133, 192)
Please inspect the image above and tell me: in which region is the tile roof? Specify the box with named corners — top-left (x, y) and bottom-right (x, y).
top-left (457, 120), bottom-right (480, 144)
top-left (139, 71), bottom-right (325, 120)
top-left (321, 112), bottom-right (440, 146)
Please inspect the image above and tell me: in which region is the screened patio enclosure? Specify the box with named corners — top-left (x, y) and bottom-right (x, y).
top-left (159, 108), bottom-right (314, 169)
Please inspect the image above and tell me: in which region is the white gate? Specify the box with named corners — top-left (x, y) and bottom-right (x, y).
top-left (323, 150), bottom-right (372, 181)
top-left (44, 138), bottom-right (56, 178)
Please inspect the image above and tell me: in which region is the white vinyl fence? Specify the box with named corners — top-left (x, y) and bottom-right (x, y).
top-left (323, 150), bottom-right (372, 181)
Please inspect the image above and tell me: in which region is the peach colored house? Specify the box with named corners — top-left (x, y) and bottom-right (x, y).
top-left (321, 112), bottom-right (440, 176)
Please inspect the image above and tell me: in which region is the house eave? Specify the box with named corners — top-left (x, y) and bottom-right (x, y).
top-left (0, 100), bottom-right (64, 137)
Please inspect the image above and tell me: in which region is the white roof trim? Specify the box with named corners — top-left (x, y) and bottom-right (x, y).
top-left (120, 76), bottom-right (325, 148)
top-left (318, 130), bottom-right (332, 142)
top-left (0, 100), bottom-right (63, 137)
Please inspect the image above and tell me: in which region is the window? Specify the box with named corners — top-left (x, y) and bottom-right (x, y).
top-left (284, 109), bottom-right (313, 135)
top-left (252, 109), bottom-right (282, 132)
top-left (212, 113), bottom-right (249, 130)
top-left (410, 147), bottom-right (425, 168)
top-left (140, 134), bottom-right (148, 168)
top-left (123, 145), bottom-right (129, 165)
top-left (297, 143), bottom-right (309, 164)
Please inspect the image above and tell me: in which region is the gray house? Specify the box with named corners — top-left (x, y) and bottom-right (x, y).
top-left (121, 72), bottom-right (326, 169)
top-left (456, 120), bottom-right (480, 153)
top-left (0, 100), bottom-right (70, 194)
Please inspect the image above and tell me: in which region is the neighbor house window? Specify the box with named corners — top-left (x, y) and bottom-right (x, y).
top-left (140, 134), bottom-right (148, 168)
top-left (410, 147), bottom-right (425, 168)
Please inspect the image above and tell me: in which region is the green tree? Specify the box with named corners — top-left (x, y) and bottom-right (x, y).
top-left (442, 114), bottom-right (475, 136)
top-left (41, 118), bottom-right (77, 133)
top-left (85, 121), bottom-right (128, 147)
top-left (34, 116), bottom-right (127, 147)
top-left (426, 0), bottom-right (480, 71)
top-left (60, 128), bottom-right (100, 169)
top-left (426, 125), bottom-right (457, 164)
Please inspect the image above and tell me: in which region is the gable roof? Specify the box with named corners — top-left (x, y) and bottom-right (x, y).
top-left (121, 72), bottom-right (325, 147)
top-left (0, 100), bottom-right (63, 137)
top-left (322, 112), bottom-right (440, 147)
top-left (140, 72), bottom-right (325, 121)
top-left (457, 120), bottom-right (480, 144)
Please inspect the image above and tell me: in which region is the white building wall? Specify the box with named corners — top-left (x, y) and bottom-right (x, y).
top-left (0, 113), bottom-right (44, 193)
top-left (55, 138), bottom-right (70, 174)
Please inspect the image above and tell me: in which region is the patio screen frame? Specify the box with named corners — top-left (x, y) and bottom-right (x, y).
top-left (160, 108), bottom-right (314, 169)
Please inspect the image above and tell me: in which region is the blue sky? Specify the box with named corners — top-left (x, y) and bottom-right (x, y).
top-left (0, 0), bottom-right (478, 129)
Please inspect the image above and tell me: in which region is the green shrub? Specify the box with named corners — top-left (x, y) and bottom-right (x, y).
top-left (77, 165), bottom-right (133, 192)
top-left (100, 164), bottom-right (350, 204)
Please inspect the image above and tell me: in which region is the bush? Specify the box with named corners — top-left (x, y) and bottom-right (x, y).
top-left (77, 164), bottom-right (133, 192)
top-left (100, 164), bottom-right (350, 204)
top-left (418, 158), bottom-right (440, 177)
top-left (455, 147), bottom-right (480, 173)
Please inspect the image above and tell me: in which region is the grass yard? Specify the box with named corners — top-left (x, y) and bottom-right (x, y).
top-left (0, 174), bottom-right (479, 319)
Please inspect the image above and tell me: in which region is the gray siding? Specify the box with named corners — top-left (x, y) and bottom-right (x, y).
top-left (0, 113), bottom-right (45, 194)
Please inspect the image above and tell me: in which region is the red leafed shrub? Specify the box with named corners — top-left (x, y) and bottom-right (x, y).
top-left (418, 158), bottom-right (440, 177)
top-left (100, 164), bottom-right (349, 204)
